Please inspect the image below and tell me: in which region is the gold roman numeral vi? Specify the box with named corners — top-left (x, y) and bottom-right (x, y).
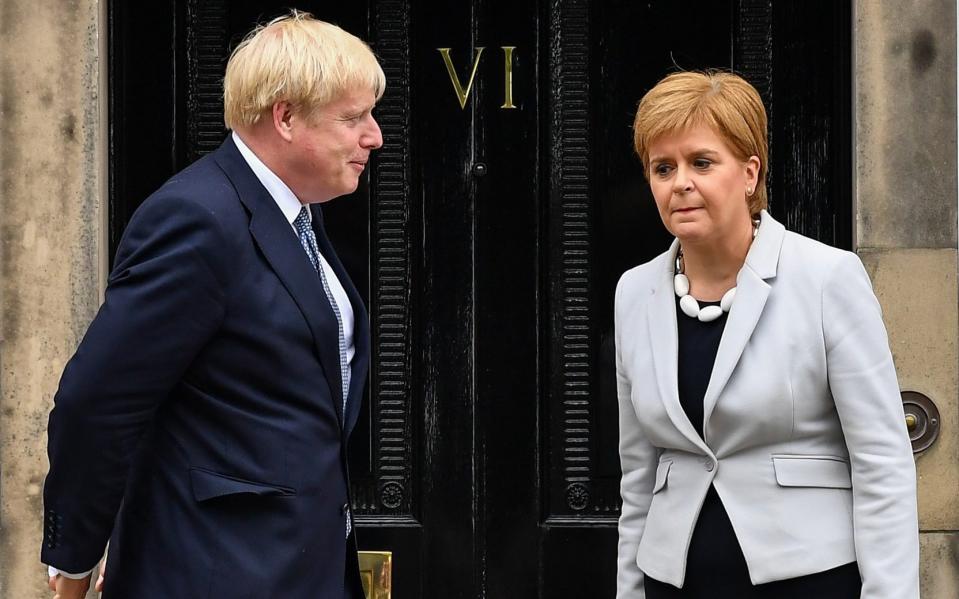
top-left (438, 47), bottom-right (518, 110)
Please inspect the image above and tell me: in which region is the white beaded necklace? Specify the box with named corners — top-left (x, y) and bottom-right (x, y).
top-left (674, 220), bottom-right (759, 323)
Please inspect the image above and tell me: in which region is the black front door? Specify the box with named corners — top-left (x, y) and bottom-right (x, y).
top-left (110, 1), bottom-right (850, 597)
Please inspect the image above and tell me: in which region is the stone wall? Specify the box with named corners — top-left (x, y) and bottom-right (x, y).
top-left (855, 1), bottom-right (959, 596)
top-left (0, 0), bottom-right (106, 597)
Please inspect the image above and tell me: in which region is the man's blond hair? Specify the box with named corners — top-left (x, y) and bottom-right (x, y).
top-left (224, 11), bottom-right (386, 129)
top-left (633, 70), bottom-right (769, 216)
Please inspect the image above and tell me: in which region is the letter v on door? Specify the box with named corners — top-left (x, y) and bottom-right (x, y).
top-left (438, 47), bottom-right (485, 109)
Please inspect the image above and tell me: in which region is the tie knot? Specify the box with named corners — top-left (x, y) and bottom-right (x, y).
top-left (293, 206), bottom-right (311, 230)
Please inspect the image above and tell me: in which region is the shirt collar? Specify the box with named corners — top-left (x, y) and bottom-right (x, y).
top-left (232, 131), bottom-right (309, 224)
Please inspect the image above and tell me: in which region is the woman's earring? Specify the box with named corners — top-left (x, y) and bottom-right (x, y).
top-left (746, 187), bottom-right (754, 196)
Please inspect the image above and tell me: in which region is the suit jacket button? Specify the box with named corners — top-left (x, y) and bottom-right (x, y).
top-left (704, 460), bottom-right (715, 472)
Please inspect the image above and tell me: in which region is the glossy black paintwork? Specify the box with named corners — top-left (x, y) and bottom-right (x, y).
top-left (109, 1), bottom-right (850, 596)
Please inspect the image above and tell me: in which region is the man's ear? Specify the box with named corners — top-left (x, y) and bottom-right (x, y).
top-left (272, 101), bottom-right (295, 142)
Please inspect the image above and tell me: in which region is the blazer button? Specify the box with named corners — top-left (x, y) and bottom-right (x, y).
top-left (704, 460), bottom-right (715, 472)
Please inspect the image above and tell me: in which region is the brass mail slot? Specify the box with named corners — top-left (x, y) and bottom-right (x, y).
top-left (359, 551), bottom-right (392, 599)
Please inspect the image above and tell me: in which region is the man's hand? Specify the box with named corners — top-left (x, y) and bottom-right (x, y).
top-left (46, 554), bottom-right (105, 597)
top-left (48, 572), bottom-right (91, 599)
top-left (95, 553), bottom-right (106, 592)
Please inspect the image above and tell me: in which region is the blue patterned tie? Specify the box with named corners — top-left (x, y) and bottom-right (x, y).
top-left (292, 206), bottom-right (352, 537)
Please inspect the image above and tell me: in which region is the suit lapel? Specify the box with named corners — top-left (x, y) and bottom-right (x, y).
top-left (700, 266), bottom-right (770, 428)
top-left (647, 239), bottom-right (711, 454)
top-left (310, 204), bottom-right (370, 436)
top-left (701, 211), bottom-right (785, 431)
top-left (213, 138), bottom-right (346, 427)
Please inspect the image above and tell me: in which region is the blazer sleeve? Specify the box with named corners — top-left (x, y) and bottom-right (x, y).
top-left (615, 277), bottom-right (658, 599)
top-left (42, 193), bottom-right (230, 574)
top-left (822, 252), bottom-right (919, 599)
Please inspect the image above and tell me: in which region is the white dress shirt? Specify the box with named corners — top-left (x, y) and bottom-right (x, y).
top-left (232, 132), bottom-right (355, 367)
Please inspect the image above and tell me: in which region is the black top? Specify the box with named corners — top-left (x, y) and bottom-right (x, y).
top-left (676, 298), bottom-right (726, 440)
top-left (642, 296), bottom-right (861, 598)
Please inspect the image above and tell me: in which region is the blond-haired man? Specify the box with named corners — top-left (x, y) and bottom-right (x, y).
top-left (43, 12), bottom-right (383, 599)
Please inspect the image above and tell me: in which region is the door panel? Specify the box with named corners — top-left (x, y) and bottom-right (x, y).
top-left (541, 3), bottom-right (735, 595)
top-left (110, 1), bottom-right (850, 596)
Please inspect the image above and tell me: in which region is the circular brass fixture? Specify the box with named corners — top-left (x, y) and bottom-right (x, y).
top-left (901, 391), bottom-right (940, 453)
top-left (904, 414), bottom-right (918, 431)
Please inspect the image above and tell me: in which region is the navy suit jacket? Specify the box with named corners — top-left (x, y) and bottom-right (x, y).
top-left (42, 137), bottom-right (370, 599)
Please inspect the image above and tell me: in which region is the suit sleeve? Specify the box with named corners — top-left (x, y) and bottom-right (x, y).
top-left (42, 193), bottom-right (230, 573)
top-left (822, 252), bottom-right (919, 599)
top-left (615, 277), bottom-right (658, 599)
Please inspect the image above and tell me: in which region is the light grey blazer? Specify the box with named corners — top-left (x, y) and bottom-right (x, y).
top-left (614, 211), bottom-right (919, 598)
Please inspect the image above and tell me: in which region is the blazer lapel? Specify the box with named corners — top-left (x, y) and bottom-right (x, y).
top-left (213, 138), bottom-right (346, 427)
top-left (647, 239), bottom-right (711, 454)
top-left (310, 204), bottom-right (370, 436)
top-left (702, 211), bottom-right (785, 431)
